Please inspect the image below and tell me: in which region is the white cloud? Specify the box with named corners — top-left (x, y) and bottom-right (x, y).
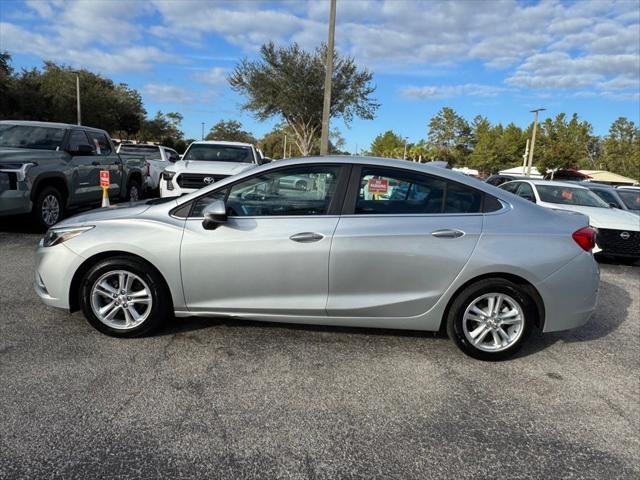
top-left (193, 67), bottom-right (228, 86)
top-left (143, 84), bottom-right (197, 104)
top-left (401, 84), bottom-right (507, 100)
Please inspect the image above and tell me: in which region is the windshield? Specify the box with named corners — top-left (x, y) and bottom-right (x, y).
top-left (119, 144), bottom-right (161, 159)
top-left (183, 144), bottom-right (254, 163)
top-left (0, 124), bottom-right (65, 150)
top-left (618, 190), bottom-right (640, 210)
top-left (537, 185), bottom-right (610, 208)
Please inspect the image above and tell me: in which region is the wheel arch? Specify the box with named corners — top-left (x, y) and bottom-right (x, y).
top-left (439, 272), bottom-right (546, 332)
top-left (31, 174), bottom-right (69, 205)
top-left (69, 250), bottom-right (174, 313)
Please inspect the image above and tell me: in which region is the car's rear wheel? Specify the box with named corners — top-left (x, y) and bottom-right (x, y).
top-left (126, 178), bottom-right (141, 201)
top-left (79, 256), bottom-right (170, 337)
top-left (446, 278), bottom-right (535, 361)
top-left (32, 186), bottom-right (64, 231)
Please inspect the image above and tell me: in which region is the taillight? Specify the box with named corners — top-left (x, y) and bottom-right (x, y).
top-left (572, 227), bottom-right (596, 252)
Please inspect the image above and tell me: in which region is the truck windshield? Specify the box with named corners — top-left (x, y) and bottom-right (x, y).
top-left (537, 185), bottom-right (610, 208)
top-left (119, 145), bottom-right (161, 159)
top-left (0, 124), bottom-right (65, 150)
top-left (183, 144), bottom-right (253, 163)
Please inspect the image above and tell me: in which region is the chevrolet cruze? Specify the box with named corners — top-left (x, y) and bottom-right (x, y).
top-left (35, 157), bottom-right (600, 360)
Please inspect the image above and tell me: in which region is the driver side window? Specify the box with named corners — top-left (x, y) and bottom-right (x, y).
top-left (191, 165), bottom-right (342, 218)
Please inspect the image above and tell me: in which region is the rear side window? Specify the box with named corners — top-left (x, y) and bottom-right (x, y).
top-left (86, 131), bottom-right (112, 155)
top-left (68, 130), bottom-right (92, 151)
top-left (500, 182), bottom-right (520, 194)
top-left (354, 167), bottom-right (482, 214)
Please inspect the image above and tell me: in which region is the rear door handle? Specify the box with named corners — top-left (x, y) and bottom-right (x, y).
top-left (91, 161), bottom-right (100, 166)
top-left (290, 232), bottom-right (324, 243)
top-left (431, 229), bottom-right (465, 239)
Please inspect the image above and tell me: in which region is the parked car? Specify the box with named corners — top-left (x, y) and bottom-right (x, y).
top-left (160, 141), bottom-right (265, 197)
top-left (0, 121), bottom-right (145, 230)
top-left (116, 143), bottom-right (180, 194)
top-left (579, 183), bottom-right (640, 216)
top-left (35, 156), bottom-right (600, 360)
top-left (485, 174), bottom-right (527, 187)
top-left (500, 179), bottom-right (640, 259)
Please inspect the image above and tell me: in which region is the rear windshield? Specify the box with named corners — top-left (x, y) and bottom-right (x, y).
top-left (618, 190), bottom-right (640, 210)
top-left (537, 185), bottom-right (610, 208)
top-left (0, 124), bottom-right (65, 150)
top-left (119, 145), bottom-right (161, 159)
top-left (183, 144), bottom-right (254, 163)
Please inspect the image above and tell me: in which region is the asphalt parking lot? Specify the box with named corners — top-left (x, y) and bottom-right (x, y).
top-left (1, 225), bottom-right (638, 479)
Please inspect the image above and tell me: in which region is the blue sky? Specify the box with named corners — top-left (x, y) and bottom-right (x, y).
top-left (1, 0), bottom-right (639, 152)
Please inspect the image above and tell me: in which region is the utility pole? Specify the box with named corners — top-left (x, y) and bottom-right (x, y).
top-left (73, 72), bottom-right (81, 125)
top-left (403, 137), bottom-right (408, 160)
top-left (522, 138), bottom-right (530, 170)
top-left (283, 134), bottom-right (287, 159)
top-left (201, 122), bottom-right (205, 140)
top-left (526, 108), bottom-right (545, 176)
top-left (320, 0), bottom-right (337, 156)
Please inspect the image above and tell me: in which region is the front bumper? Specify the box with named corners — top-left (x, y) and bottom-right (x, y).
top-left (159, 178), bottom-right (194, 198)
top-left (34, 241), bottom-right (84, 310)
top-left (536, 252), bottom-right (600, 332)
top-left (0, 188), bottom-right (32, 216)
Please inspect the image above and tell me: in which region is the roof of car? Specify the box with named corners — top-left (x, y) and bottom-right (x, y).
top-left (190, 140), bottom-right (255, 147)
top-left (0, 120), bottom-right (106, 133)
top-left (507, 178), bottom-right (590, 189)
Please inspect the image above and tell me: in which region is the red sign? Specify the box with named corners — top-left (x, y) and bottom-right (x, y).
top-left (100, 170), bottom-right (110, 188)
top-left (368, 178), bottom-right (389, 193)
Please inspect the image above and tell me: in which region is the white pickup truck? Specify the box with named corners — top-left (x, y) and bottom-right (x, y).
top-left (116, 143), bottom-right (180, 194)
top-left (160, 141), bottom-right (267, 197)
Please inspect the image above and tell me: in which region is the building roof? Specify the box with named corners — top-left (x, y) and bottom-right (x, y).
top-left (579, 170), bottom-right (638, 185)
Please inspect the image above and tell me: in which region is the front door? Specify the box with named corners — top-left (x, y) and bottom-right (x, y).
top-left (327, 166), bottom-right (483, 318)
top-left (86, 130), bottom-right (122, 197)
top-left (67, 129), bottom-right (96, 204)
top-left (180, 164), bottom-right (348, 314)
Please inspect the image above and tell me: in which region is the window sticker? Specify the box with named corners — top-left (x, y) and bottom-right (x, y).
top-left (368, 178), bottom-right (389, 194)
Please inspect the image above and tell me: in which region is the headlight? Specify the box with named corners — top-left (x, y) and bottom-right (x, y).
top-left (162, 171), bottom-right (176, 181)
top-left (42, 226), bottom-right (94, 247)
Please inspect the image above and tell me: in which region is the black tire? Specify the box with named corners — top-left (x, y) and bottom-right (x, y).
top-left (446, 278), bottom-right (536, 361)
top-left (79, 256), bottom-right (170, 337)
top-left (31, 185), bottom-right (64, 232)
top-left (125, 178), bottom-right (141, 201)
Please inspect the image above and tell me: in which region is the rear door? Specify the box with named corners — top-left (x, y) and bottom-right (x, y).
top-left (67, 129), bottom-right (96, 204)
top-left (86, 130), bottom-right (122, 197)
top-left (327, 166), bottom-right (484, 318)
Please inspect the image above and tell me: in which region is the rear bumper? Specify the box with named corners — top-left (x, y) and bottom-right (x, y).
top-left (34, 242), bottom-right (84, 310)
top-left (535, 252), bottom-right (600, 332)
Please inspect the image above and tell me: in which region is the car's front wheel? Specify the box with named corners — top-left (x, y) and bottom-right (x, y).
top-left (32, 186), bottom-right (64, 231)
top-left (79, 256), bottom-right (170, 337)
top-left (446, 278), bottom-right (535, 361)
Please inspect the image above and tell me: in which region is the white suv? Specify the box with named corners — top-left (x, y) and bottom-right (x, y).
top-left (160, 141), bottom-right (265, 197)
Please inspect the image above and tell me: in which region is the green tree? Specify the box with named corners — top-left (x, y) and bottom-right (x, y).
top-left (535, 113), bottom-right (595, 174)
top-left (205, 120), bottom-right (257, 144)
top-left (139, 111), bottom-right (184, 146)
top-left (427, 107), bottom-right (471, 166)
top-left (229, 42), bottom-right (379, 156)
top-left (370, 130), bottom-right (404, 157)
top-left (495, 123), bottom-right (526, 172)
top-left (601, 117), bottom-right (640, 180)
top-left (468, 116), bottom-right (498, 173)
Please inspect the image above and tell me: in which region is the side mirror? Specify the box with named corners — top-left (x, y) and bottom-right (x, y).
top-left (609, 202), bottom-right (619, 209)
top-left (68, 144), bottom-right (93, 156)
top-left (202, 199), bottom-right (227, 230)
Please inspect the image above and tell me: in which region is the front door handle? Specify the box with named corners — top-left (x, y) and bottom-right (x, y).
top-left (431, 229), bottom-right (465, 239)
top-left (91, 161), bottom-right (101, 166)
top-left (290, 232), bottom-right (324, 243)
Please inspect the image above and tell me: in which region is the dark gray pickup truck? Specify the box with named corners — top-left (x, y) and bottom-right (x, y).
top-left (0, 121), bottom-right (145, 230)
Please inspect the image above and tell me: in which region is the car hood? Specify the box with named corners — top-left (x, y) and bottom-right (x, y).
top-left (56, 201), bottom-right (153, 227)
top-left (0, 148), bottom-right (66, 167)
top-left (542, 202), bottom-right (640, 231)
top-left (166, 160), bottom-right (256, 176)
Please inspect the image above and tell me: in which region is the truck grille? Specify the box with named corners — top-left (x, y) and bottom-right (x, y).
top-left (176, 173), bottom-right (229, 189)
top-left (597, 228), bottom-right (640, 257)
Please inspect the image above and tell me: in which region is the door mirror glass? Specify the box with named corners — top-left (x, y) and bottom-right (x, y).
top-left (202, 199), bottom-right (227, 229)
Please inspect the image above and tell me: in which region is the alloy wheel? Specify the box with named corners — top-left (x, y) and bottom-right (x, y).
top-left (90, 270), bottom-right (153, 330)
top-left (462, 293), bottom-right (525, 352)
top-left (42, 194), bottom-right (60, 226)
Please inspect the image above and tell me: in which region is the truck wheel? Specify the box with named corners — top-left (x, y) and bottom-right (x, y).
top-left (126, 178), bottom-right (141, 202)
top-left (32, 186), bottom-right (64, 231)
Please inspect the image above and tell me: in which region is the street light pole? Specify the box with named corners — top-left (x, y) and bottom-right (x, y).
top-left (526, 108), bottom-right (545, 176)
top-left (201, 122), bottom-right (205, 140)
top-left (320, 0), bottom-right (337, 156)
top-left (74, 72), bottom-right (81, 125)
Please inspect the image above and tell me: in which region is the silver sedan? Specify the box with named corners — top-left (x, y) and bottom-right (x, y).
top-left (34, 157), bottom-right (599, 360)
